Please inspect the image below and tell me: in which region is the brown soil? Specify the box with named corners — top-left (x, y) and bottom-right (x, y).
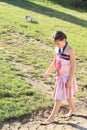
top-left (1, 98), bottom-right (87, 130)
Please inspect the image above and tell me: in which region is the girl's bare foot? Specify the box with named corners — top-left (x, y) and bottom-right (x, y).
top-left (40, 118), bottom-right (54, 125)
top-left (63, 109), bottom-right (75, 118)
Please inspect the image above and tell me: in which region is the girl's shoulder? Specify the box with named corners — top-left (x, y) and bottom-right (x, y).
top-left (65, 45), bottom-right (74, 54)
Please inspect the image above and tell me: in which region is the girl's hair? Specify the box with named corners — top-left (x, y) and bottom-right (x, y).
top-left (53, 31), bottom-right (67, 41)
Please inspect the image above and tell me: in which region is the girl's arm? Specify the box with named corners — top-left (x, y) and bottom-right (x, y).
top-left (69, 49), bottom-right (76, 79)
top-left (44, 54), bottom-right (56, 80)
top-left (67, 48), bottom-right (76, 87)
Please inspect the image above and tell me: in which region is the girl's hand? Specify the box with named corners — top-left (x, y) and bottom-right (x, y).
top-left (44, 73), bottom-right (48, 80)
top-left (66, 79), bottom-right (72, 88)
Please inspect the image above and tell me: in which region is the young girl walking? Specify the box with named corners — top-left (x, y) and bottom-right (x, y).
top-left (41, 31), bottom-right (78, 125)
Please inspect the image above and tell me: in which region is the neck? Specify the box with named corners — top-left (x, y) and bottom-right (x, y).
top-left (63, 42), bottom-right (67, 48)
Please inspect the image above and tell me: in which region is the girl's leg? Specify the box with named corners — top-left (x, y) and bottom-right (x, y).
top-left (41, 100), bottom-right (62, 125)
top-left (66, 98), bottom-right (76, 117)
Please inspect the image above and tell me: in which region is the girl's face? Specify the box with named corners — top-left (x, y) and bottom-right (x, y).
top-left (54, 39), bottom-right (66, 48)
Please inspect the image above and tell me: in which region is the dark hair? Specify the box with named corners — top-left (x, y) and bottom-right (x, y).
top-left (53, 31), bottom-right (67, 41)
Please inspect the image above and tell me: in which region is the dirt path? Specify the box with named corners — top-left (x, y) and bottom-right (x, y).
top-left (1, 98), bottom-right (87, 130)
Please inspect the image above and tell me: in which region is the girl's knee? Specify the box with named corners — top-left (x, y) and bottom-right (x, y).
top-left (55, 99), bottom-right (62, 105)
top-left (67, 98), bottom-right (73, 101)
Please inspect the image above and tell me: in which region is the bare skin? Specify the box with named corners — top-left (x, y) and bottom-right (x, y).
top-left (41, 98), bottom-right (76, 125)
top-left (41, 100), bottom-right (62, 125)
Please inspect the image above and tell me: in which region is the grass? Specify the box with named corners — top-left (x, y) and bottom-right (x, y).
top-left (0, 0), bottom-right (87, 121)
top-left (0, 57), bottom-right (52, 121)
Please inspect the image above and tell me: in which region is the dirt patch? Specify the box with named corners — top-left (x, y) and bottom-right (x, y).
top-left (10, 61), bottom-right (52, 95)
top-left (0, 98), bottom-right (87, 130)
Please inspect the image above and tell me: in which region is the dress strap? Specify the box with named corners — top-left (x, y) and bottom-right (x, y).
top-left (62, 42), bottom-right (68, 53)
top-left (59, 48), bottom-right (61, 54)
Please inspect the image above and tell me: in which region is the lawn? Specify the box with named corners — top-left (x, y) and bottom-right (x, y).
top-left (0, 0), bottom-right (87, 121)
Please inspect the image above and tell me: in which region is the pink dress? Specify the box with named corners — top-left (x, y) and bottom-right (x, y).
top-left (53, 46), bottom-right (78, 100)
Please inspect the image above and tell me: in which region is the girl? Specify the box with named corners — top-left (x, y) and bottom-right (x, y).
top-left (41, 31), bottom-right (78, 125)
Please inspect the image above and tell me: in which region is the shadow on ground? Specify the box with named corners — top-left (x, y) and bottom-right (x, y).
top-left (0, 0), bottom-right (87, 28)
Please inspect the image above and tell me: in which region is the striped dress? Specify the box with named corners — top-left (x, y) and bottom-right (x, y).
top-left (53, 45), bottom-right (78, 100)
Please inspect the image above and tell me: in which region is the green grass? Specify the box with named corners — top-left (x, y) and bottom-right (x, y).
top-left (0, 0), bottom-right (87, 121)
top-left (0, 57), bottom-right (52, 121)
